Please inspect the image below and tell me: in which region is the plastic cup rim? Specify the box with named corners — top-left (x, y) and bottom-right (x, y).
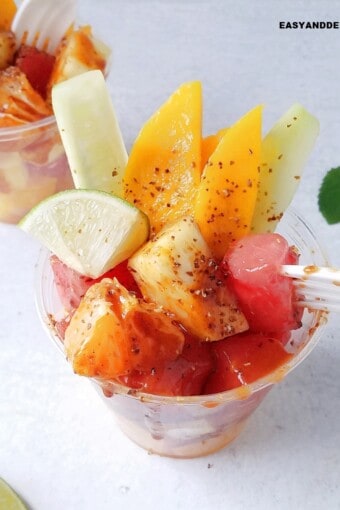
top-left (0, 115), bottom-right (57, 139)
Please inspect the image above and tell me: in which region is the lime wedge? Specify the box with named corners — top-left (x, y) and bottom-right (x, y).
top-left (0, 478), bottom-right (27, 510)
top-left (20, 189), bottom-right (149, 278)
top-left (52, 70), bottom-right (128, 197)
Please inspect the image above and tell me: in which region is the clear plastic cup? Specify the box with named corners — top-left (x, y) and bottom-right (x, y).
top-left (0, 115), bottom-right (73, 224)
top-left (35, 209), bottom-right (329, 458)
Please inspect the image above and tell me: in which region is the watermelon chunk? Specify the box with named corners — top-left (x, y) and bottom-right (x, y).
top-left (204, 332), bottom-right (293, 394)
top-left (222, 233), bottom-right (301, 336)
top-left (50, 255), bottom-right (141, 313)
top-left (15, 45), bottom-right (55, 98)
top-left (118, 337), bottom-right (214, 396)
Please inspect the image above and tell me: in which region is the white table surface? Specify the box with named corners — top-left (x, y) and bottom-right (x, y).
top-left (1, 1), bottom-right (340, 509)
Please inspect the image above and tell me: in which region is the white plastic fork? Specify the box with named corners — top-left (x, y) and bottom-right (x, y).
top-left (11, 0), bottom-right (77, 54)
top-left (282, 264), bottom-right (340, 313)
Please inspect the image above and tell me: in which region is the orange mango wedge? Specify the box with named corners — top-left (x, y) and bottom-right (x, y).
top-left (123, 81), bottom-right (202, 236)
top-left (0, 0), bottom-right (16, 30)
top-left (201, 127), bottom-right (228, 170)
top-left (194, 105), bottom-right (262, 259)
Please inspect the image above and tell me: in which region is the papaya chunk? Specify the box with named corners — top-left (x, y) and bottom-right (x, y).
top-left (64, 278), bottom-right (185, 379)
top-left (194, 105), bottom-right (262, 259)
top-left (123, 81), bottom-right (202, 236)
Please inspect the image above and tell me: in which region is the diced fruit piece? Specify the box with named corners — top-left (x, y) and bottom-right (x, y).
top-left (51, 255), bottom-right (141, 313)
top-left (0, 66), bottom-right (52, 126)
top-left (52, 70), bottom-right (128, 195)
top-left (19, 189), bottom-right (149, 278)
top-left (119, 338), bottom-right (214, 396)
top-left (194, 106), bottom-right (262, 259)
top-left (222, 233), bottom-right (301, 335)
top-left (123, 81), bottom-right (202, 236)
top-left (0, 151), bottom-right (28, 189)
top-left (0, 0), bottom-right (17, 31)
top-left (204, 332), bottom-right (293, 394)
top-left (0, 177), bottom-right (57, 224)
top-left (47, 25), bottom-right (111, 96)
top-left (0, 30), bottom-right (16, 70)
top-left (64, 278), bottom-right (185, 379)
top-left (129, 217), bottom-right (248, 341)
top-left (15, 45), bottom-right (55, 98)
top-left (251, 104), bottom-right (319, 233)
top-left (201, 127), bottom-right (228, 169)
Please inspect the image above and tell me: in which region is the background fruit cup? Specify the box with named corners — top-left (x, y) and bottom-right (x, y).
top-left (0, 116), bottom-right (73, 223)
top-left (0, 13), bottom-right (111, 224)
top-left (35, 209), bottom-right (329, 458)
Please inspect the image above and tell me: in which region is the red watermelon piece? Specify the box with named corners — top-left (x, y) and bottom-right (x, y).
top-left (204, 331), bottom-right (293, 394)
top-left (50, 255), bottom-right (141, 313)
top-left (15, 45), bottom-right (55, 98)
top-left (222, 233), bottom-right (301, 336)
top-left (118, 337), bottom-right (214, 396)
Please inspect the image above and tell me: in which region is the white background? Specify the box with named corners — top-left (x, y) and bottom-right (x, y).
top-left (1, 1), bottom-right (340, 509)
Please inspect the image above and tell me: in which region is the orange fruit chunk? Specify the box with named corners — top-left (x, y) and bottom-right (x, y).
top-left (64, 278), bottom-right (185, 380)
top-left (123, 81), bottom-right (202, 236)
top-left (0, 0), bottom-right (16, 31)
top-left (194, 105), bottom-right (262, 259)
top-left (46, 25), bottom-right (110, 102)
top-left (0, 66), bottom-right (52, 127)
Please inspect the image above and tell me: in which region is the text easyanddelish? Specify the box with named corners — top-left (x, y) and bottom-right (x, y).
top-left (279, 21), bottom-right (339, 29)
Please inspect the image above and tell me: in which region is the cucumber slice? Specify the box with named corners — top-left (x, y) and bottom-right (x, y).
top-left (251, 103), bottom-right (319, 233)
top-left (52, 70), bottom-right (127, 196)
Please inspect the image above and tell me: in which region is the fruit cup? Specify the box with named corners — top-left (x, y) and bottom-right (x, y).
top-left (35, 209), bottom-right (328, 458)
top-left (0, 20), bottom-right (111, 225)
top-left (0, 115), bottom-right (73, 224)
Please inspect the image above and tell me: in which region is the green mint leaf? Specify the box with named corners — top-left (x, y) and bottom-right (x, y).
top-left (318, 167), bottom-right (340, 224)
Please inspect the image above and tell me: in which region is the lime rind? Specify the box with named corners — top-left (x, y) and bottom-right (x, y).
top-left (0, 478), bottom-right (27, 510)
top-left (20, 189), bottom-right (149, 278)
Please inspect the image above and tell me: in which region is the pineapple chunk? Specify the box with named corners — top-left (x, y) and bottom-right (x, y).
top-left (46, 25), bottom-right (111, 100)
top-left (128, 218), bottom-right (248, 341)
top-left (0, 31), bottom-right (16, 70)
top-left (0, 66), bottom-right (52, 126)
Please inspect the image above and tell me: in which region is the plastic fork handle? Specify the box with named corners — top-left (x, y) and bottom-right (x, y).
top-left (282, 264), bottom-right (340, 284)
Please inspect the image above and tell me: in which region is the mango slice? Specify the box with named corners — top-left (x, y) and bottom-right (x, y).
top-left (201, 127), bottom-right (228, 170)
top-left (123, 81), bottom-right (202, 236)
top-left (194, 105), bottom-right (262, 259)
top-left (0, 0), bottom-right (16, 30)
